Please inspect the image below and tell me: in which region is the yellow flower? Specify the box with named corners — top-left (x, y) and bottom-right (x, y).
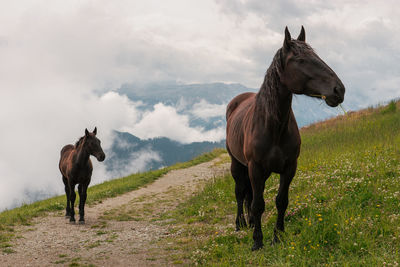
top-left (319, 218), bottom-right (323, 221)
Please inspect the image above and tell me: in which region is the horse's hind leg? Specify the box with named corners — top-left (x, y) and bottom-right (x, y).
top-left (62, 176), bottom-right (71, 218)
top-left (69, 183), bottom-right (77, 223)
top-left (78, 183), bottom-right (88, 224)
top-left (230, 156), bottom-right (249, 231)
top-left (274, 161), bottom-right (297, 244)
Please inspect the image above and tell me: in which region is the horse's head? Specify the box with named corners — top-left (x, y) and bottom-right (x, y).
top-left (84, 127), bottom-right (105, 162)
top-left (280, 26), bottom-right (345, 107)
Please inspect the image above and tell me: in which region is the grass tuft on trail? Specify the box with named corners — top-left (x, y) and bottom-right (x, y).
top-left (162, 100), bottom-right (400, 266)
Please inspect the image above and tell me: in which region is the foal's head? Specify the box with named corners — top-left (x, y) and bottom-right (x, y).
top-left (82, 127), bottom-right (106, 162)
top-left (279, 26), bottom-right (345, 107)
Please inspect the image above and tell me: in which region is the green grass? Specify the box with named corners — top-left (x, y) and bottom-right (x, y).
top-left (162, 101), bottom-right (400, 266)
top-left (0, 148), bottom-right (225, 248)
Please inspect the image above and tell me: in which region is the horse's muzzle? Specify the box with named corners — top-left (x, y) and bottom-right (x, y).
top-left (96, 153), bottom-right (106, 162)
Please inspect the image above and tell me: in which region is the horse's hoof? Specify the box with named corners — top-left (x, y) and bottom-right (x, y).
top-left (271, 238), bottom-right (280, 246)
top-left (251, 242), bottom-right (264, 251)
top-left (78, 220), bottom-right (85, 225)
top-left (65, 215), bottom-right (70, 219)
top-left (69, 220), bottom-right (76, 224)
top-left (235, 217), bottom-right (247, 231)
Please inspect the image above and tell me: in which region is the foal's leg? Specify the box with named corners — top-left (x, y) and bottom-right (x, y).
top-left (274, 161), bottom-right (297, 244)
top-left (78, 183), bottom-right (88, 224)
top-left (69, 183), bottom-right (77, 223)
top-left (249, 161), bottom-right (270, 251)
top-left (230, 156), bottom-right (249, 230)
top-left (62, 176), bottom-right (71, 218)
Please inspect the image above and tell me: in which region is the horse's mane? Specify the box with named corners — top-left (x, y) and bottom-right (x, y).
top-left (256, 40), bottom-right (314, 122)
top-left (75, 136), bottom-right (85, 148)
top-left (256, 49), bottom-right (283, 122)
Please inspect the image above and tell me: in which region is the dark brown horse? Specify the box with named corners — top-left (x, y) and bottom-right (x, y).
top-left (59, 127), bottom-right (105, 224)
top-left (226, 26), bottom-right (345, 250)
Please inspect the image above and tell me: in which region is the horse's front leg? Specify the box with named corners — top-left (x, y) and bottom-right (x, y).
top-left (62, 176), bottom-right (71, 218)
top-left (249, 161), bottom-right (270, 251)
top-left (230, 156), bottom-right (249, 230)
top-left (78, 183), bottom-right (88, 224)
top-left (274, 160), bottom-right (297, 244)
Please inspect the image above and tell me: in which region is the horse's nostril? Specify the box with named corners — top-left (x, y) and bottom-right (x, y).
top-left (333, 86), bottom-right (344, 102)
top-left (334, 86), bottom-right (339, 95)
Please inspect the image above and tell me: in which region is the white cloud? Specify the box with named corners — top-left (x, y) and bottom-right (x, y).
top-left (97, 147), bottom-right (162, 180)
top-left (191, 99), bottom-right (226, 119)
top-left (128, 103), bottom-right (225, 143)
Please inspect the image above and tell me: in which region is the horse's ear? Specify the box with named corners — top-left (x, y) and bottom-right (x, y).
top-left (93, 127), bottom-right (97, 136)
top-left (283, 26), bottom-right (291, 51)
top-left (85, 128), bottom-right (89, 137)
top-left (297, 25), bottom-right (305, 42)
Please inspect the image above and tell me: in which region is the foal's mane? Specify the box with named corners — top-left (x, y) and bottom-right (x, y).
top-left (75, 136), bottom-right (85, 148)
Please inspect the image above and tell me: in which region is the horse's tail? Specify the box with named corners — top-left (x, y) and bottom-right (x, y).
top-left (244, 184), bottom-right (253, 226)
top-left (226, 92), bottom-right (255, 121)
top-left (60, 144), bottom-right (74, 157)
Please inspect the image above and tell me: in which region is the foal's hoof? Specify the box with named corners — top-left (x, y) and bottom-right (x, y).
top-left (251, 242), bottom-right (264, 251)
top-left (69, 217), bottom-right (76, 224)
top-left (78, 220), bottom-right (85, 225)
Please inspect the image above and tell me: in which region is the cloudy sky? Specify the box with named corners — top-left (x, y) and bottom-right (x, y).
top-left (0, 0), bottom-right (399, 209)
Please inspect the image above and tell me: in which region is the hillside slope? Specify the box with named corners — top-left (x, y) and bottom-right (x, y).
top-left (159, 100), bottom-right (400, 266)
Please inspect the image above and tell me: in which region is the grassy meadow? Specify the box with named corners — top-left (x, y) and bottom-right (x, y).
top-left (161, 101), bottom-right (400, 266)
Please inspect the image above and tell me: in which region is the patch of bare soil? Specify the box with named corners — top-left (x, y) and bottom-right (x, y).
top-left (0, 155), bottom-right (229, 267)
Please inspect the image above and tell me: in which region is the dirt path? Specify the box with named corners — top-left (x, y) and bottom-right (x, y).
top-left (0, 155), bottom-right (230, 267)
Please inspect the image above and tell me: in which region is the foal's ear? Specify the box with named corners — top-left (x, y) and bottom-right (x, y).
top-left (93, 127), bottom-right (97, 136)
top-left (85, 128), bottom-right (90, 136)
top-left (297, 25), bottom-right (305, 42)
top-left (283, 26), bottom-right (292, 51)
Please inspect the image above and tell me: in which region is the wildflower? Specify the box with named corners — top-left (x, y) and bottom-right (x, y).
top-left (319, 218), bottom-right (323, 221)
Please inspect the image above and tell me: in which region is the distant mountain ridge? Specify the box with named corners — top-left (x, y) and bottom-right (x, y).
top-left (118, 82), bottom-right (253, 106)
top-left (117, 81), bottom-right (347, 127)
